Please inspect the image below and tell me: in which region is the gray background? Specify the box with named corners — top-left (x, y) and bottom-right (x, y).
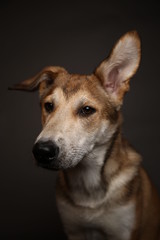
top-left (1, 1), bottom-right (160, 239)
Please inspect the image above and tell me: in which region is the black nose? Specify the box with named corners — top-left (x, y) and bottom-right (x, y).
top-left (32, 140), bottom-right (59, 166)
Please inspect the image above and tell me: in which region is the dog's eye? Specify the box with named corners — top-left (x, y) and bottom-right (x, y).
top-left (78, 106), bottom-right (96, 117)
top-left (44, 102), bottom-right (54, 113)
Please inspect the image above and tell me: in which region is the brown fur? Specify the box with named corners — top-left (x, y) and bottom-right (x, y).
top-left (10, 31), bottom-right (160, 240)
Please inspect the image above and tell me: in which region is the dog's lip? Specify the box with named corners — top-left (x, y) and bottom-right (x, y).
top-left (36, 159), bottom-right (79, 171)
top-left (37, 162), bottom-right (60, 171)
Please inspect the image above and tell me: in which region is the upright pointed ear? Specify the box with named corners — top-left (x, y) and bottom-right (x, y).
top-left (95, 31), bottom-right (141, 109)
top-left (9, 66), bottom-right (66, 93)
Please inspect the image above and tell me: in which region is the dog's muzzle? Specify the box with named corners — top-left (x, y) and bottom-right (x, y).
top-left (32, 140), bottom-right (59, 170)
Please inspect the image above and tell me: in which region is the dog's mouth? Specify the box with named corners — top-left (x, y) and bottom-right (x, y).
top-left (36, 161), bottom-right (61, 171)
top-left (35, 155), bottom-right (83, 171)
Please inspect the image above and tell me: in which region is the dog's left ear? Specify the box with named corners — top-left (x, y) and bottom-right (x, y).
top-left (95, 31), bottom-right (141, 109)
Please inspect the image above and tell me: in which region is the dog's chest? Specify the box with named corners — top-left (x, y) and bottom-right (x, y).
top-left (57, 194), bottom-right (135, 240)
top-left (101, 203), bottom-right (135, 239)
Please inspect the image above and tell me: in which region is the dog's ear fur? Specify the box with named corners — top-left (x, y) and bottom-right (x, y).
top-left (9, 66), bottom-right (66, 93)
top-left (95, 31), bottom-right (141, 109)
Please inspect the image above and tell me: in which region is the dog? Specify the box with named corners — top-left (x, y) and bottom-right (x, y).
top-left (10, 31), bottom-right (160, 240)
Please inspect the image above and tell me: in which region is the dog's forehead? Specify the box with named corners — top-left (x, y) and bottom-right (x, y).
top-left (45, 72), bottom-right (102, 101)
top-left (63, 75), bottom-right (86, 96)
top-left (56, 73), bottom-right (97, 97)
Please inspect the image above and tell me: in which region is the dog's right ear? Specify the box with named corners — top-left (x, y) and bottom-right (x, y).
top-left (9, 66), bottom-right (66, 92)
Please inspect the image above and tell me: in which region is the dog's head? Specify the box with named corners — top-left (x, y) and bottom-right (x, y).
top-left (10, 31), bottom-right (141, 170)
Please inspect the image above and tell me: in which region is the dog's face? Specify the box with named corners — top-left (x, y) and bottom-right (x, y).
top-left (10, 31), bottom-right (141, 170)
top-left (34, 73), bottom-right (119, 169)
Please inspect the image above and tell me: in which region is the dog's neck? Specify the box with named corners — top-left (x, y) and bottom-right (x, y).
top-left (58, 128), bottom-right (126, 208)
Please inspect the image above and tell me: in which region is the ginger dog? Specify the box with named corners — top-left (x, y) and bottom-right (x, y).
top-left (10, 31), bottom-right (160, 240)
